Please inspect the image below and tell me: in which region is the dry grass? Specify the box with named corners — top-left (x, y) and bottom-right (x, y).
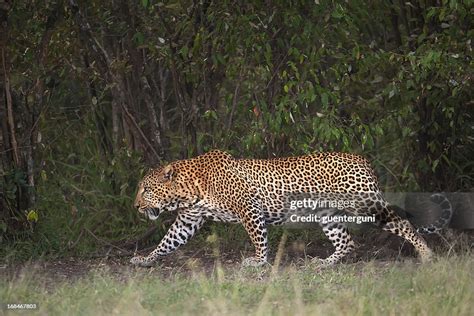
top-left (1, 253), bottom-right (473, 316)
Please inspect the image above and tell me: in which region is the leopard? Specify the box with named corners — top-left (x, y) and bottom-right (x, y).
top-left (130, 150), bottom-right (452, 268)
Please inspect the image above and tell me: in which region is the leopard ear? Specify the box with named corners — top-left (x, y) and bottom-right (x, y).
top-left (159, 165), bottom-right (174, 183)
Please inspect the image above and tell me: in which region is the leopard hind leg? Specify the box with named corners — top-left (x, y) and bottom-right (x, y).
top-left (313, 209), bottom-right (356, 266)
top-left (369, 198), bottom-right (433, 262)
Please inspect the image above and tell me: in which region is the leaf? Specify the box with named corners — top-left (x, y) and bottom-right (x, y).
top-left (371, 75), bottom-right (383, 84)
top-left (289, 111), bottom-right (295, 123)
top-left (432, 159), bottom-right (439, 172)
top-left (141, 0), bottom-right (149, 8)
top-left (133, 32), bottom-right (145, 45)
top-left (216, 54), bottom-right (225, 65)
top-left (27, 210), bottom-right (39, 223)
top-left (0, 221), bottom-right (7, 233)
top-left (40, 170), bottom-right (47, 181)
top-left (342, 136), bottom-right (350, 149)
top-left (206, 233), bottom-right (218, 243)
top-left (321, 93), bottom-right (329, 107)
top-left (203, 110), bottom-right (218, 120)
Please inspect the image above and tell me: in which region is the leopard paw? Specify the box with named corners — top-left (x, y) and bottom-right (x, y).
top-left (241, 257), bottom-right (268, 268)
top-left (130, 256), bottom-right (154, 267)
top-left (310, 257), bottom-right (334, 267)
top-left (420, 250), bottom-right (434, 264)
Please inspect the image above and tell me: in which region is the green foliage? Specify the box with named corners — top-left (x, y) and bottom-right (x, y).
top-left (1, 0), bottom-right (472, 260)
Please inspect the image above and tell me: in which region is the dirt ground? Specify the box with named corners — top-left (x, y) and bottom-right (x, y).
top-left (3, 230), bottom-right (470, 289)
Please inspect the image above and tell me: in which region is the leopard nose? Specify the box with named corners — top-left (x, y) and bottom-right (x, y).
top-left (134, 202), bottom-right (140, 209)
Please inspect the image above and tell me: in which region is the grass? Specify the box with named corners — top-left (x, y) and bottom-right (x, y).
top-left (1, 254), bottom-right (473, 315)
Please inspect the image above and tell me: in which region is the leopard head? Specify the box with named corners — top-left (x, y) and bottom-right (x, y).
top-left (134, 163), bottom-right (199, 220)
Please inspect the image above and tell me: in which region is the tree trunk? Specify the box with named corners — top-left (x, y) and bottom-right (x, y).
top-left (389, 1), bottom-right (402, 47)
top-left (142, 76), bottom-right (164, 163)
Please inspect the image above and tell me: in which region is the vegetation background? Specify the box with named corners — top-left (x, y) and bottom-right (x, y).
top-left (0, 0), bottom-right (473, 261)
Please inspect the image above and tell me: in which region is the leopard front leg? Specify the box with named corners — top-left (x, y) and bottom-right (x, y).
top-left (130, 211), bottom-right (205, 267)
